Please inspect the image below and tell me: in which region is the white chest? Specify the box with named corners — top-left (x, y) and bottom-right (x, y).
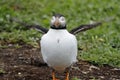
top-left (40, 29), bottom-right (77, 71)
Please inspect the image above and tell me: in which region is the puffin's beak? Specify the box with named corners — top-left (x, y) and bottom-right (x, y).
top-left (54, 19), bottom-right (60, 27)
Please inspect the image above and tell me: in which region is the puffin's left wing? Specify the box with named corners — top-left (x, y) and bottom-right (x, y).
top-left (70, 17), bottom-right (114, 35)
top-left (70, 22), bottom-right (102, 35)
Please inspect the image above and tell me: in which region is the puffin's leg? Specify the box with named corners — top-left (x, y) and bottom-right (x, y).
top-left (65, 72), bottom-right (69, 80)
top-left (52, 71), bottom-right (59, 80)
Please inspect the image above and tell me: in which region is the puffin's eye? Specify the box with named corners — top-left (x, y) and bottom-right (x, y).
top-left (59, 17), bottom-right (65, 21)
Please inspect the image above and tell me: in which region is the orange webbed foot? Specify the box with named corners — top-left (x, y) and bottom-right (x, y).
top-left (52, 71), bottom-right (59, 80)
top-left (65, 72), bottom-right (69, 80)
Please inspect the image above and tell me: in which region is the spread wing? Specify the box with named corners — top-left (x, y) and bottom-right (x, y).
top-left (24, 24), bottom-right (48, 34)
top-left (70, 22), bottom-right (102, 35)
top-left (10, 18), bottom-right (48, 34)
top-left (70, 17), bottom-right (114, 35)
top-left (10, 17), bottom-right (114, 34)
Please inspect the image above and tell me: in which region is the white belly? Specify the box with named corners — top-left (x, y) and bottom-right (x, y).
top-left (40, 29), bottom-right (77, 71)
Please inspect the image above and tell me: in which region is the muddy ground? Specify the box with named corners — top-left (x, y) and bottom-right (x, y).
top-left (0, 45), bottom-right (120, 80)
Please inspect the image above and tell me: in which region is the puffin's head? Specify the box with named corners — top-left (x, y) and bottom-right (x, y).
top-left (50, 14), bottom-right (66, 29)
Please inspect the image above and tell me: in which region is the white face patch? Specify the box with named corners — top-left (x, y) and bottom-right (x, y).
top-left (59, 16), bottom-right (66, 25)
top-left (50, 16), bottom-right (66, 26)
top-left (51, 16), bottom-right (56, 24)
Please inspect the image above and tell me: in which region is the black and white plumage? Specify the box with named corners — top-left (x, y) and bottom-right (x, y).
top-left (27, 20), bottom-right (102, 35)
top-left (10, 14), bottom-right (113, 35)
top-left (10, 14), bottom-right (113, 80)
top-left (41, 14), bottom-right (77, 80)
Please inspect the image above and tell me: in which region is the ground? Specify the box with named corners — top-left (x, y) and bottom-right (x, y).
top-left (0, 45), bottom-right (120, 80)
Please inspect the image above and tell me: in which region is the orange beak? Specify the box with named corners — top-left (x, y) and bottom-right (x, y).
top-left (54, 19), bottom-right (60, 27)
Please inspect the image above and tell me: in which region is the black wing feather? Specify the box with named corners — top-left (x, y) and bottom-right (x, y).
top-left (25, 24), bottom-right (48, 34)
top-left (70, 22), bottom-right (102, 35)
top-left (10, 18), bottom-right (48, 34)
top-left (70, 17), bottom-right (114, 35)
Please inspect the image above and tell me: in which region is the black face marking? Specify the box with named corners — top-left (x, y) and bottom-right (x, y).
top-left (53, 13), bottom-right (64, 18)
top-left (51, 25), bottom-right (66, 29)
top-left (51, 13), bottom-right (66, 29)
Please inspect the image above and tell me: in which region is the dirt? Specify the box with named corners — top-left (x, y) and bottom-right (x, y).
top-left (0, 45), bottom-right (120, 80)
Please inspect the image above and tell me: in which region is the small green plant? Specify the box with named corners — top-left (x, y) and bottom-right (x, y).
top-left (72, 77), bottom-right (81, 80)
top-left (0, 68), bottom-right (5, 74)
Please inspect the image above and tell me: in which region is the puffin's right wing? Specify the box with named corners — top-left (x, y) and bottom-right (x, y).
top-left (24, 24), bottom-right (48, 34)
top-left (10, 18), bottom-right (49, 34)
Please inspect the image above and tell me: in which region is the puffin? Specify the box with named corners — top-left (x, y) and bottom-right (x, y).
top-left (9, 11), bottom-right (114, 80)
top-left (11, 13), bottom-right (106, 80)
top-left (40, 14), bottom-right (77, 80)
